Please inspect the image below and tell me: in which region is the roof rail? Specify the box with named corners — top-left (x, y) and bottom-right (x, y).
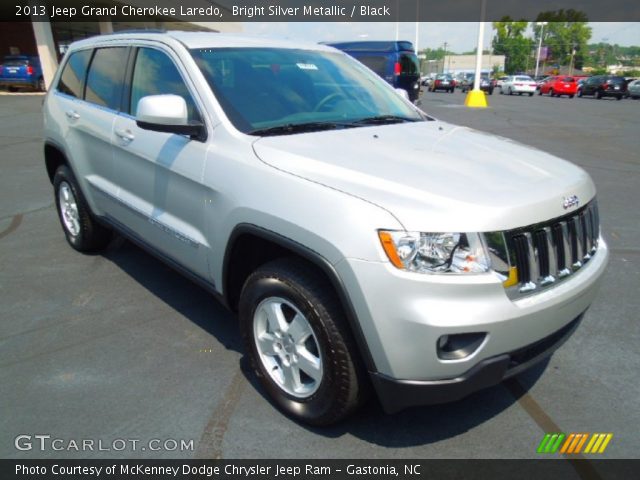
top-left (108, 28), bottom-right (167, 35)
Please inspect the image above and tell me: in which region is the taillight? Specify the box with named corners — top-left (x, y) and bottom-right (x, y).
top-left (26, 65), bottom-right (34, 75)
top-left (602, 83), bottom-right (608, 90)
top-left (394, 62), bottom-right (401, 76)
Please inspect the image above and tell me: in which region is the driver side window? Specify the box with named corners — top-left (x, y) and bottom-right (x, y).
top-left (129, 48), bottom-right (201, 122)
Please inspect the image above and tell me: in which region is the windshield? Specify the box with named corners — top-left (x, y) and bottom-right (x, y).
top-left (191, 47), bottom-right (425, 135)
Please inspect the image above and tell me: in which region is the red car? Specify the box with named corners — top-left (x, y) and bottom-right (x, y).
top-left (538, 76), bottom-right (578, 98)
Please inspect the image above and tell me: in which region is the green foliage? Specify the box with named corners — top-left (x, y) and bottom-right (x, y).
top-left (534, 11), bottom-right (592, 69)
top-left (419, 47), bottom-right (447, 61)
top-left (492, 17), bottom-right (533, 74)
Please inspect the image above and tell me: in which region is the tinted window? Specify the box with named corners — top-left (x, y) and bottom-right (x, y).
top-left (353, 55), bottom-right (387, 77)
top-left (3, 56), bottom-right (29, 66)
top-left (57, 49), bottom-right (92, 98)
top-left (85, 47), bottom-right (128, 110)
top-left (399, 53), bottom-right (419, 76)
top-left (130, 48), bottom-right (200, 121)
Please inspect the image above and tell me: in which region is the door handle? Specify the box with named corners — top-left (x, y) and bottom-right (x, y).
top-left (65, 110), bottom-right (80, 120)
top-left (115, 129), bottom-right (135, 142)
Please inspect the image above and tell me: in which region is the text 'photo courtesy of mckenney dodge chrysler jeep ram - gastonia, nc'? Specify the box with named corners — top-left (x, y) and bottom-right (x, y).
top-left (42, 31), bottom-right (608, 426)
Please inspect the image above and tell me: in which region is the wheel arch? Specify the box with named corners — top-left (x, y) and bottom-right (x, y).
top-left (44, 141), bottom-right (69, 184)
top-left (222, 223), bottom-right (376, 371)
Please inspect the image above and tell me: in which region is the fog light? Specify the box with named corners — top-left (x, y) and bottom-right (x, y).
top-left (437, 332), bottom-right (487, 360)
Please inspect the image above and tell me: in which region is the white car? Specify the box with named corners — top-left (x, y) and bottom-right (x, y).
top-left (501, 75), bottom-right (537, 96)
top-left (496, 76), bottom-right (509, 89)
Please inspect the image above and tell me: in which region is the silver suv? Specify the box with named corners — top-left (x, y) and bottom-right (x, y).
top-left (43, 32), bottom-right (608, 425)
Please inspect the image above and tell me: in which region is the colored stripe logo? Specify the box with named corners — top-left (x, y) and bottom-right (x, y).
top-left (537, 433), bottom-right (613, 454)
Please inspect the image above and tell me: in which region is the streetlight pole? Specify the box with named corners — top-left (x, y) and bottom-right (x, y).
top-left (414, 2), bottom-right (419, 54)
top-left (465, 0), bottom-right (488, 108)
top-left (442, 41), bottom-right (447, 74)
top-left (535, 22), bottom-right (548, 79)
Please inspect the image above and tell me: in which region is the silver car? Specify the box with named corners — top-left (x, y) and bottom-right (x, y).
top-left (43, 32), bottom-right (608, 425)
top-left (628, 79), bottom-right (640, 99)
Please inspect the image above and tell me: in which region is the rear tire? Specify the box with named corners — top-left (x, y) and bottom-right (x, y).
top-left (239, 258), bottom-right (367, 426)
top-left (53, 165), bottom-right (112, 252)
top-left (528, 92), bottom-right (533, 97)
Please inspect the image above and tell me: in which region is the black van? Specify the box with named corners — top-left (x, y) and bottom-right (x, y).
top-left (325, 41), bottom-right (421, 102)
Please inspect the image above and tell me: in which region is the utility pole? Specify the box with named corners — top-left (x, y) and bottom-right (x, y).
top-left (443, 41), bottom-right (448, 73)
top-left (535, 22), bottom-right (548, 79)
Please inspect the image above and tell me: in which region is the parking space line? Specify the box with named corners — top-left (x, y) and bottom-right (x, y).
top-left (195, 368), bottom-right (247, 459)
top-left (505, 379), bottom-right (604, 480)
top-left (0, 214), bottom-right (23, 240)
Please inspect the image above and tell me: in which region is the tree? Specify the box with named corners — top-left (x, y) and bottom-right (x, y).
top-left (534, 10), bottom-right (592, 70)
top-left (492, 18), bottom-right (532, 74)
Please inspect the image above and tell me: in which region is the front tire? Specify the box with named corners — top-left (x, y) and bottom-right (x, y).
top-left (53, 165), bottom-right (112, 252)
top-left (239, 259), bottom-right (366, 426)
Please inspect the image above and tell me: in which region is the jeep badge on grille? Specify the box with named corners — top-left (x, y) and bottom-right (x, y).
top-left (563, 195), bottom-right (580, 210)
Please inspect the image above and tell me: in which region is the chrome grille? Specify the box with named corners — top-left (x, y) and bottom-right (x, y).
top-left (505, 201), bottom-right (600, 296)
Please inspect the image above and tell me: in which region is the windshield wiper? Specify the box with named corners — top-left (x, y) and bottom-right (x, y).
top-left (351, 115), bottom-right (420, 125)
top-left (248, 121), bottom-right (355, 136)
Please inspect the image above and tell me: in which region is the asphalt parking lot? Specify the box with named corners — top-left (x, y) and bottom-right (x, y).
top-left (0, 90), bottom-right (638, 460)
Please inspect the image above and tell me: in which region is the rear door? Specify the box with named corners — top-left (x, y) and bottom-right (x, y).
top-left (111, 45), bottom-right (210, 278)
top-left (49, 47), bottom-right (127, 217)
top-left (397, 51), bottom-right (420, 99)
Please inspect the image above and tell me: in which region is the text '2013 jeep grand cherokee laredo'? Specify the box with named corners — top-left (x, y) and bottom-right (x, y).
top-left (43, 32), bottom-right (608, 426)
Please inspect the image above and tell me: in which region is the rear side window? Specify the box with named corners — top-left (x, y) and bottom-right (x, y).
top-left (399, 53), bottom-right (419, 76)
top-left (85, 47), bottom-right (128, 110)
top-left (129, 47), bottom-right (200, 121)
top-left (356, 55), bottom-right (387, 77)
top-left (57, 50), bottom-right (92, 98)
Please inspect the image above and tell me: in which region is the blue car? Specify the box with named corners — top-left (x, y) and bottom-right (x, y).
top-left (0, 55), bottom-right (45, 91)
top-left (324, 41), bottom-right (421, 102)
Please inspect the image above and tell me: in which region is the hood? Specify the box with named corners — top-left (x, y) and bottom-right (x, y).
top-left (252, 120), bottom-right (595, 232)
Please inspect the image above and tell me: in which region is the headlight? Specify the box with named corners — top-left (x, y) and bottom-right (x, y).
top-left (378, 231), bottom-right (491, 274)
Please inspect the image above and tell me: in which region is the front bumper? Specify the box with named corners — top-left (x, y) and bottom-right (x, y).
top-left (335, 239), bottom-right (608, 410)
top-left (371, 313), bottom-right (582, 413)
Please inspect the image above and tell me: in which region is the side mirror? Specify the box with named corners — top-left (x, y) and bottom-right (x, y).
top-left (136, 94), bottom-right (205, 140)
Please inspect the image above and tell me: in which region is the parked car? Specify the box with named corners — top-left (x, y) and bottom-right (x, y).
top-left (501, 75), bottom-right (537, 96)
top-left (627, 79), bottom-right (640, 99)
top-left (430, 73), bottom-right (456, 92)
top-left (539, 76), bottom-right (578, 98)
top-left (0, 55), bottom-right (45, 91)
top-left (578, 75), bottom-right (627, 100)
top-left (459, 75), bottom-right (494, 95)
top-left (43, 31), bottom-right (608, 425)
top-left (534, 75), bottom-right (552, 90)
top-left (496, 76), bottom-right (509, 89)
top-left (326, 40), bottom-right (421, 102)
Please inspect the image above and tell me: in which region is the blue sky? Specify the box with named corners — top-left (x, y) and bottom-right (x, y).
top-left (243, 22), bottom-right (640, 51)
